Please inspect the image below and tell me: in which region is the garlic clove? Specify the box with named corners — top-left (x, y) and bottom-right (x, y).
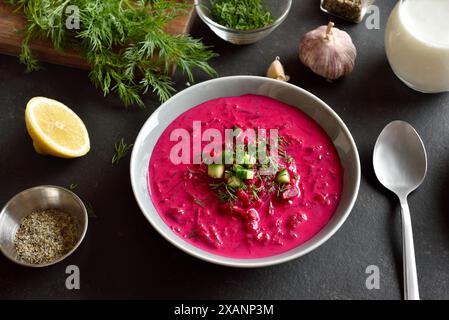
top-left (266, 56), bottom-right (289, 81)
top-left (299, 21), bottom-right (357, 81)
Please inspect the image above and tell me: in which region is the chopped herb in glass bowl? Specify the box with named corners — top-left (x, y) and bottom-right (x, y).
top-left (195, 0), bottom-right (292, 45)
top-left (210, 0), bottom-right (275, 30)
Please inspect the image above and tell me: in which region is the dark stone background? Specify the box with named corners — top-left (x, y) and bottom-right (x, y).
top-left (1, 0), bottom-right (448, 299)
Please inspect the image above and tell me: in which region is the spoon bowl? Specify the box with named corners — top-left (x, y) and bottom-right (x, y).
top-left (373, 121), bottom-right (427, 197)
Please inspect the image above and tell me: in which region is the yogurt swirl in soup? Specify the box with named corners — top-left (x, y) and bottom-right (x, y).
top-left (148, 94), bottom-right (343, 258)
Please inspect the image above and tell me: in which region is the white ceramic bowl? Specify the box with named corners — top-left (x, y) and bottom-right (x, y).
top-left (130, 76), bottom-right (360, 268)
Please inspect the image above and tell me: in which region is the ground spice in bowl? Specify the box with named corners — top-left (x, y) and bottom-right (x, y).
top-left (321, 0), bottom-right (365, 23)
top-left (14, 209), bottom-right (79, 265)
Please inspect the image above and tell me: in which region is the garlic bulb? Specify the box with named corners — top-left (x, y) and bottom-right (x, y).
top-left (299, 22), bottom-right (356, 80)
top-left (266, 56), bottom-right (289, 81)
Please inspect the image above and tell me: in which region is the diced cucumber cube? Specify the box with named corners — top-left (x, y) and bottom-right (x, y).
top-left (235, 166), bottom-right (255, 180)
top-left (227, 176), bottom-right (243, 189)
top-left (276, 169), bottom-right (290, 184)
top-left (242, 153), bottom-right (256, 167)
top-left (208, 164), bottom-right (225, 179)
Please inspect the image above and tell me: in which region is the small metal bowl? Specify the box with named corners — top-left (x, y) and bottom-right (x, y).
top-left (195, 0), bottom-right (292, 45)
top-left (0, 185), bottom-right (88, 268)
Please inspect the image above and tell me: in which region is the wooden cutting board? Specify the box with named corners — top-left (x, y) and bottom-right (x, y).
top-left (0, 1), bottom-right (195, 70)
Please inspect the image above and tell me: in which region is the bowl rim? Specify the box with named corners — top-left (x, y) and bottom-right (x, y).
top-left (0, 185), bottom-right (88, 268)
top-left (194, 0), bottom-right (292, 34)
top-left (130, 75), bottom-right (360, 268)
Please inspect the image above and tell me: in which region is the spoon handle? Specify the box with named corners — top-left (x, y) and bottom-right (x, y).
top-left (400, 197), bottom-right (420, 300)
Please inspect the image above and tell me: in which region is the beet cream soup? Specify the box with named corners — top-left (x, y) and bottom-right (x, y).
top-left (148, 94), bottom-right (343, 258)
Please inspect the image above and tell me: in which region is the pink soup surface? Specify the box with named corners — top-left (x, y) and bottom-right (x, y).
top-left (148, 94), bottom-right (343, 258)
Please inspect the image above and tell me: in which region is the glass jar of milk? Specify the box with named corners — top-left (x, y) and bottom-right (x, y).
top-left (385, 0), bottom-right (449, 93)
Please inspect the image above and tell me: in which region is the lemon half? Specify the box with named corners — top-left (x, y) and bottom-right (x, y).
top-left (25, 97), bottom-right (90, 158)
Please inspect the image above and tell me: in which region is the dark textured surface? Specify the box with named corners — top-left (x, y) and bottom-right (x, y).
top-left (1, 0), bottom-right (449, 300)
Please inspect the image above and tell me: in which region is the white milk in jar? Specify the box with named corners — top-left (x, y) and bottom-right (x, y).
top-left (385, 0), bottom-right (449, 93)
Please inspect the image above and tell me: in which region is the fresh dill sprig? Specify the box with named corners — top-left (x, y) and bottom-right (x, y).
top-left (250, 184), bottom-right (261, 200)
top-left (86, 201), bottom-right (96, 218)
top-left (188, 229), bottom-right (197, 239)
top-left (210, 182), bottom-right (237, 202)
top-left (251, 188), bottom-right (259, 200)
top-left (69, 183), bottom-right (78, 190)
top-left (217, 184), bottom-right (238, 203)
top-left (193, 199), bottom-right (207, 207)
top-left (209, 182), bottom-right (225, 190)
top-left (112, 138), bottom-right (133, 165)
top-left (217, 190), bottom-right (237, 203)
top-left (276, 183), bottom-right (289, 198)
top-left (8, 0), bottom-right (217, 107)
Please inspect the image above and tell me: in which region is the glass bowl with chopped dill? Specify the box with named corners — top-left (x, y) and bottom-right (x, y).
top-left (0, 185), bottom-right (88, 267)
top-left (195, 0), bottom-right (292, 45)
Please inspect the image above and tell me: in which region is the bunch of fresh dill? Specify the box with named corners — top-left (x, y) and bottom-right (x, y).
top-left (6, 0), bottom-right (217, 107)
top-left (210, 0), bottom-right (274, 30)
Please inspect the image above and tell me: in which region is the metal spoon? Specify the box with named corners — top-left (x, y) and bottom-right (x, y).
top-left (373, 120), bottom-right (427, 300)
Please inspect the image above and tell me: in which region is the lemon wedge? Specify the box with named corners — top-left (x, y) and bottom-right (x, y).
top-left (25, 97), bottom-right (90, 158)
